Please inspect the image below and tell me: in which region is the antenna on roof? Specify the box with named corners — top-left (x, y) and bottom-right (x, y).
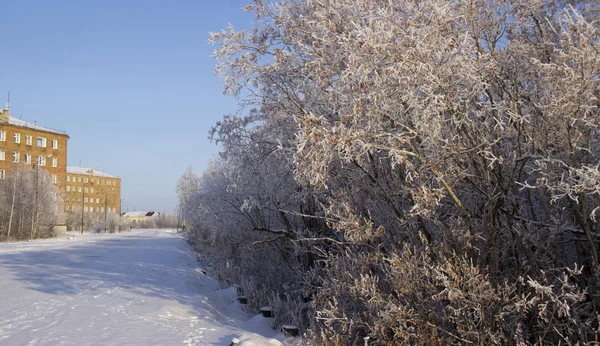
top-left (6, 91), bottom-right (10, 109)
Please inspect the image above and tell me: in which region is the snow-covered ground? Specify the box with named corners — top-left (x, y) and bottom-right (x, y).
top-left (0, 229), bottom-right (286, 345)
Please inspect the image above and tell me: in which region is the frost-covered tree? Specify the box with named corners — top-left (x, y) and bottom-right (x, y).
top-left (183, 0), bottom-right (600, 344)
top-left (0, 166), bottom-right (63, 241)
top-left (176, 165), bottom-right (202, 229)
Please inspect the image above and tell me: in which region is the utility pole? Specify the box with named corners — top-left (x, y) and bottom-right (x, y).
top-left (31, 162), bottom-right (38, 238)
top-left (119, 198), bottom-right (124, 233)
top-left (81, 182), bottom-right (85, 234)
top-left (104, 189), bottom-right (112, 232)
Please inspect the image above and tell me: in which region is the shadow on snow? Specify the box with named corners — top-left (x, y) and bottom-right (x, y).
top-left (0, 232), bottom-right (246, 344)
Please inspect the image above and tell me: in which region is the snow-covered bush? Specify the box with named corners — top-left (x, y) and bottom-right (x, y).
top-left (66, 210), bottom-right (124, 233)
top-left (182, 0), bottom-right (600, 343)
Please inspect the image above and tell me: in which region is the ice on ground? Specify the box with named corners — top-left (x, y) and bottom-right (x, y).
top-left (0, 229), bottom-right (286, 346)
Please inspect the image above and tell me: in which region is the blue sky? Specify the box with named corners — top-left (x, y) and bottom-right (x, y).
top-left (0, 0), bottom-right (254, 213)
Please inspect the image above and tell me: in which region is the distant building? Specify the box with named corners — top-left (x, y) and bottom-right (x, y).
top-left (65, 167), bottom-right (121, 215)
top-left (0, 107), bottom-right (69, 192)
top-left (122, 211), bottom-right (160, 222)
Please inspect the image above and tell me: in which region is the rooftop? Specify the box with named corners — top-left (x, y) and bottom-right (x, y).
top-left (8, 116), bottom-right (69, 136)
top-left (67, 166), bottom-right (118, 178)
top-left (122, 211), bottom-right (160, 218)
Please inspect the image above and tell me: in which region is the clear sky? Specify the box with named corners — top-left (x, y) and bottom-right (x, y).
top-left (0, 0), bottom-right (254, 213)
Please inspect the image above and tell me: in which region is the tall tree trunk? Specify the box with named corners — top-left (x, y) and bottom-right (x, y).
top-left (18, 206), bottom-right (23, 240)
top-left (7, 172), bottom-right (18, 241)
top-left (31, 167), bottom-right (38, 239)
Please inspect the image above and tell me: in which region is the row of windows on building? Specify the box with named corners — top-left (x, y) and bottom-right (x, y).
top-left (0, 131), bottom-right (58, 149)
top-left (0, 169), bottom-right (57, 183)
top-left (0, 150), bottom-right (57, 166)
top-left (66, 176), bottom-right (117, 186)
top-left (66, 186), bottom-right (117, 194)
top-left (65, 205), bottom-right (117, 213)
top-left (65, 195), bottom-right (114, 204)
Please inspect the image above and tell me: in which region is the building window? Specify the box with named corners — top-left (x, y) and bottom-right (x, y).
top-left (78, 177), bottom-right (81, 182)
top-left (78, 187), bottom-right (81, 192)
top-left (13, 152), bottom-right (19, 163)
top-left (67, 186), bottom-right (70, 192)
top-left (84, 187), bottom-right (88, 193)
top-left (84, 178), bottom-right (88, 183)
top-left (51, 174), bottom-right (57, 184)
top-left (52, 140), bottom-right (58, 149)
top-left (37, 137), bottom-right (47, 147)
top-left (14, 133), bottom-right (20, 143)
top-left (37, 156), bottom-right (46, 166)
top-left (51, 157), bottom-right (57, 167)
top-left (0, 131), bottom-right (5, 141)
top-left (101, 180), bottom-right (105, 185)
top-left (0, 150), bottom-right (4, 161)
top-left (25, 135), bottom-right (32, 145)
top-left (96, 198), bottom-right (99, 203)
top-left (67, 176), bottom-right (70, 182)
top-left (25, 154), bottom-right (31, 164)
top-left (84, 206), bottom-right (88, 212)
top-left (91, 188), bottom-right (94, 193)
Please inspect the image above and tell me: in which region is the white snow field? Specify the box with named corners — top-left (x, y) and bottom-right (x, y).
top-left (0, 229), bottom-right (286, 346)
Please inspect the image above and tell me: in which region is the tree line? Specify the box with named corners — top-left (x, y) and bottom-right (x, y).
top-left (179, 0), bottom-right (600, 344)
top-left (0, 165), bottom-right (179, 239)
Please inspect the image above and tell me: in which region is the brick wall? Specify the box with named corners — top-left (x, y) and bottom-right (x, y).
top-left (64, 171), bottom-right (121, 216)
top-left (0, 111), bottom-right (69, 198)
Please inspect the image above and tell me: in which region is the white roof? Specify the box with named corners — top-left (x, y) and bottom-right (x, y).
top-left (122, 211), bottom-right (160, 218)
top-left (9, 117), bottom-right (68, 136)
top-left (67, 166), bottom-right (118, 178)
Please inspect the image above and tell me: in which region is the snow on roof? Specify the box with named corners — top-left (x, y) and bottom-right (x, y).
top-left (8, 116), bottom-right (68, 136)
top-left (122, 211), bottom-right (160, 218)
top-left (67, 166), bottom-right (118, 178)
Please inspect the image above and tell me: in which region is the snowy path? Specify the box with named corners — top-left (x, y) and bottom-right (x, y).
top-left (0, 229), bottom-right (283, 346)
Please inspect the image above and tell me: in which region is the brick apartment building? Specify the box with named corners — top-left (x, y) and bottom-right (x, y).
top-left (64, 167), bottom-right (121, 215)
top-left (0, 106), bottom-right (121, 220)
top-left (0, 107), bottom-right (69, 191)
